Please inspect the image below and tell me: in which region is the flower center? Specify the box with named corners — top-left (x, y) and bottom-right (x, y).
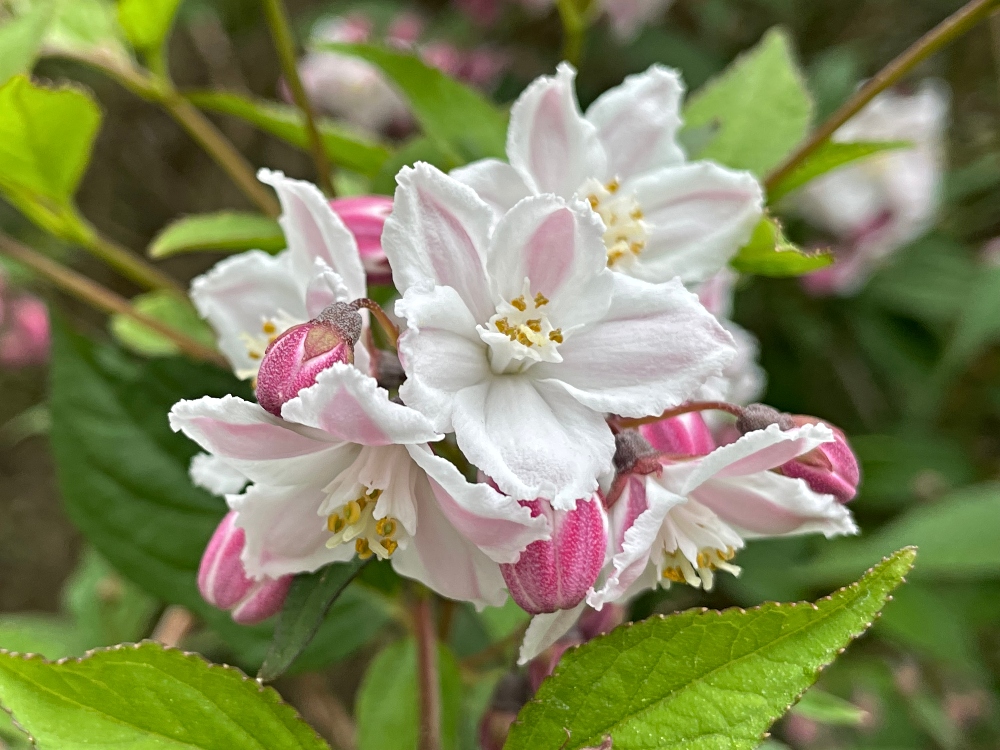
top-left (238, 310), bottom-right (300, 380)
top-left (656, 501), bottom-right (743, 591)
top-left (578, 177), bottom-right (649, 268)
top-left (325, 488), bottom-right (400, 560)
top-left (479, 279), bottom-right (563, 374)
top-left (661, 546), bottom-right (739, 590)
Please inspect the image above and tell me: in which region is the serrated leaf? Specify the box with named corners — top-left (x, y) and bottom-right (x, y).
top-left (149, 211), bottom-right (284, 258)
top-left (356, 638), bottom-right (464, 750)
top-left (791, 689), bottom-right (868, 726)
top-left (116, 0), bottom-right (180, 52)
top-left (322, 43), bottom-right (507, 164)
top-left (185, 90), bottom-right (390, 177)
top-left (504, 548), bottom-right (915, 750)
top-left (768, 140), bottom-right (911, 203)
top-left (0, 642), bottom-right (330, 749)
top-left (259, 557), bottom-right (370, 682)
top-left (730, 215), bottom-right (832, 276)
top-left (0, 0), bottom-right (55, 86)
top-left (110, 289), bottom-right (216, 357)
top-left (683, 27), bottom-right (812, 176)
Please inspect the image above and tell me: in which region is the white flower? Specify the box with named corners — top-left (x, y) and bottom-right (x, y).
top-left (451, 63), bottom-right (763, 286)
top-left (190, 170), bottom-right (369, 380)
top-left (169, 364), bottom-right (547, 608)
top-left (795, 81), bottom-right (949, 295)
top-left (382, 162), bottom-right (737, 506)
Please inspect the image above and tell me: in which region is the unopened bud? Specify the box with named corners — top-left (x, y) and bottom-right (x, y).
top-left (255, 302), bottom-right (361, 416)
top-left (198, 512), bottom-right (292, 624)
top-left (736, 403), bottom-right (794, 434)
top-left (779, 416), bottom-right (860, 503)
top-left (500, 495), bottom-right (607, 615)
top-left (613, 430), bottom-right (658, 475)
top-left (329, 196), bottom-right (394, 285)
top-left (639, 412), bottom-right (715, 456)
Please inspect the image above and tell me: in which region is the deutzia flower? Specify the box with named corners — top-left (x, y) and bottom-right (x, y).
top-left (169, 363), bottom-right (547, 608)
top-left (451, 63), bottom-right (763, 285)
top-left (382, 162), bottom-right (737, 505)
top-left (190, 169), bottom-right (369, 380)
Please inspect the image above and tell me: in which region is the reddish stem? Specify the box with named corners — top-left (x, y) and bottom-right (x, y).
top-left (352, 298), bottom-right (399, 348)
top-left (613, 401), bottom-right (743, 431)
top-left (413, 594), bottom-right (442, 750)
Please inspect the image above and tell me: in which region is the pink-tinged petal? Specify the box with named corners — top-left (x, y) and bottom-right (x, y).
top-left (189, 453), bottom-right (248, 496)
top-left (382, 163), bottom-right (494, 321)
top-left (536, 275), bottom-right (735, 418)
top-left (230, 576), bottom-right (293, 624)
top-left (258, 169), bottom-right (366, 298)
top-left (585, 64), bottom-right (685, 179)
top-left (486, 194), bottom-right (613, 328)
top-left (603, 0), bottom-right (671, 41)
top-left (405, 443), bottom-right (548, 563)
top-left (506, 63), bottom-right (607, 197)
top-left (692, 472), bottom-right (858, 539)
top-left (169, 395), bottom-right (349, 486)
top-left (190, 250), bottom-right (306, 376)
top-left (395, 285), bottom-right (491, 432)
top-left (450, 159), bottom-right (532, 218)
top-left (697, 320), bottom-right (766, 405)
top-left (451, 378), bottom-right (614, 508)
top-left (282, 363), bottom-right (442, 446)
top-left (199, 511), bottom-right (255, 609)
top-left (517, 602), bottom-right (587, 665)
top-left (391, 474), bottom-right (508, 609)
top-left (640, 412), bottom-right (715, 456)
top-left (231, 483), bottom-right (356, 579)
top-left (627, 162), bottom-right (764, 285)
top-left (304, 261), bottom-right (351, 317)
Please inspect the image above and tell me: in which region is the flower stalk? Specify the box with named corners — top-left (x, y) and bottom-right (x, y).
top-left (413, 592), bottom-right (442, 750)
top-left (351, 298), bottom-right (400, 348)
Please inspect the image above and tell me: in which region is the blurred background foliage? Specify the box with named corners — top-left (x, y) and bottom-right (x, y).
top-left (1, 0), bottom-right (1000, 748)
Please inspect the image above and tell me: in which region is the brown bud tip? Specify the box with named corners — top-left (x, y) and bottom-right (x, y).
top-left (613, 430), bottom-right (657, 475)
top-left (316, 302), bottom-right (362, 345)
top-left (736, 403), bottom-right (795, 434)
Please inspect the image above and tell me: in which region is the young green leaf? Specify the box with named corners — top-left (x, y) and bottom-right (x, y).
top-left (41, 0), bottom-right (131, 59)
top-left (149, 211), bottom-right (285, 258)
top-left (110, 290), bottom-right (216, 357)
top-left (730, 216), bottom-right (832, 276)
top-left (356, 638), bottom-right (464, 750)
top-left (0, 642), bottom-right (330, 749)
top-left (791, 688), bottom-right (869, 726)
top-left (768, 140), bottom-right (911, 203)
top-left (504, 547), bottom-right (916, 750)
top-left (683, 27), bottom-right (813, 176)
top-left (0, 0), bottom-right (55, 86)
top-left (116, 0), bottom-right (181, 53)
top-left (259, 558), bottom-right (370, 682)
top-left (185, 90), bottom-right (390, 177)
top-left (321, 43), bottom-right (508, 164)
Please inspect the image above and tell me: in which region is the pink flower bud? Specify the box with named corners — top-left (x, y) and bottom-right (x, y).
top-left (255, 302), bottom-right (362, 416)
top-left (328, 196), bottom-right (394, 285)
top-left (500, 494), bottom-right (608, 615)
top-left (198, 512), bottom-right (292, 624)
top-left (0, 294), bottom-right (50, 367)
top-left (639, 412), bottom-right (715, 457)
top-left (778, 416), bottom-right (861, 503)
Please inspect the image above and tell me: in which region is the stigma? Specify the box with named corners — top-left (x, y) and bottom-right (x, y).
top-left (578, 177), bottom-right (650, 268)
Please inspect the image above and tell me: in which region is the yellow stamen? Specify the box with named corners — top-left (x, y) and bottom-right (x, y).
top-left (367, 488), bottom-right (383, 501)
top-left (356, 538), bottom-right (373, 559)
top-left (382, 538), bottom-right (398, 556)
top-left (525, 319), bottom-right (542, 333)
top-left (345, 500), bottom-right (362, 525)
top-left (376, 518), bottom-right (397, 537)
top-left (248, 351), bottom-right (261, 360)
top-left (327, 514), bottom-right (344, 534)
top-left (534, 292), bottom-right (549, 307)
top-left (262, 321), bottom-right (277, 334)
top-left (548, 329), bottom-right (563, 344)
top-left (510, 296), bottom-right (527, 312)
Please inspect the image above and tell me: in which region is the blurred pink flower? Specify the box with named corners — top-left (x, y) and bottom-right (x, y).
top-left (0, 277), bottom-right (49, 368)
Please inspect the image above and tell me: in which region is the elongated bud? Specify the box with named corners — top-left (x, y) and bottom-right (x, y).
top-left (329, 196), bottom-right (394, 285)
top-left (640, 412), bottom-right (715, 456)
top-left (198, 512), bottom-right (292, 624)
top-left (256, 302), bottom-right (362, 416)
top-left (501, 495), bottom-right (608, 615)
top-left (779, 416), bottom-right (861, 503)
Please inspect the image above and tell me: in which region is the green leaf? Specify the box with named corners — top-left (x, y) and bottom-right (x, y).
top-left (504, 548), bottom-right (915, 750)
top-left (791, 689), bottom-right (868, 726)
top-left (356, 638), bottom-right (464, 750)
top-left (116, 0), bottom-right (180, 52)
top-left (110, 290), bottom-right (217, 357)
top-left (186, 90), bottom-right (390, 177)
top-left (0, 642), bottom-right (330, 749)
top-left (767, 140), bottom-right (911, 203)
top-left (38, 0), bottom-right (130, 59)
top-left (370, 136), bottom-right (457, 195)
top-left (322, 43), bottom-right (508, 163)
top-left (730, 216), bottom-right (832, 276)
top-left (259, 558), bottom-right (370, 682)
top-left (0, 615), bottom-right (87, 659)
top-left (149, 211), bottom-right (285, 258)
top-left (683, 27), bottom-right (812, 176)
top-left (0, 0), bottom-right (55, 86)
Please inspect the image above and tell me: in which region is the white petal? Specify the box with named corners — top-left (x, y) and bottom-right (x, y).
top-left (585, 64), bottom-right (685, 179)
top-left (382, 162), bottom-right (494, 321)
top-left (517, 602), bottom-right (587, 665)
top-left (303, 260), bottom-right (351, 317)
top-left (395, 285), bottom-right (490, 432)
top-left (506, 63), bottom-right (607, 198)
top-left (449, 158), bottom-right (531, 218)
top-left (697, 320), bottom-right (766, 406)
top-left (281, 363), bottom-right (442, 446)
top-left (190, 250), bottom-right (306, 376)
top-left (451, 377), bottom-right (614, 507)
top-left (628, 162), bottom-right (764, 285)
top-left (189, 453), bottom-right (248, 496)
top-left (258, 169), bottom-right (366, 299)
top-left (536, 275), bottom-right (735, 418)
top-left (486, 194), bottom-right (613, 328)
top-left (405, 443), bottom-right (549, 564)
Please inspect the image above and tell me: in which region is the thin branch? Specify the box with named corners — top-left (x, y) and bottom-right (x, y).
top-left (413, 594), bottom-right (442, 750)
top-left (765, 0), bottom-right (1000, 192)
top-left (0, 233), bottom-right (228, 367)
top-left (260, 0), bottom-right (336, 197)
top-left (151, 605), bottom-right (195, 648)
top-left (83, 227), bottom-right (185, 294)
top-left (351, 298), bottom-right (399, 348)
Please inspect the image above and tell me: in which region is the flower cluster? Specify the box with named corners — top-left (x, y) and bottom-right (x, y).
top-left (172, 63), bottom-right (860, 662)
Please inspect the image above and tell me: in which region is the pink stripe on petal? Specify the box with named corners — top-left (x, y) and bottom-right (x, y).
top-left (525, 207), bottom-right (575, 297)
top-left (188, 417), bottom-right (328, 460)
top-left (315, 387), bottom-right (390, 445)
